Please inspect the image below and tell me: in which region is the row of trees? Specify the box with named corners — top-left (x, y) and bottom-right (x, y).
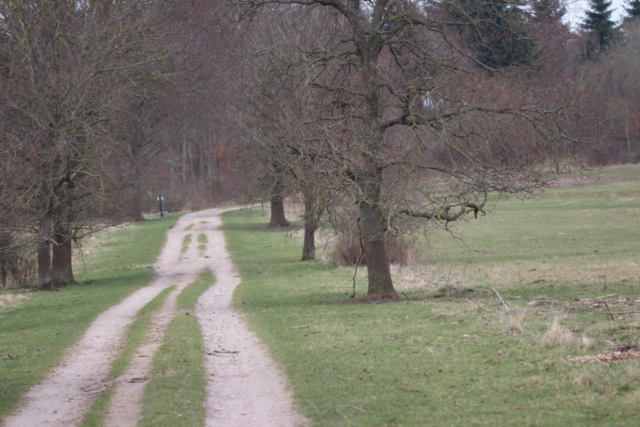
top-left (0, 1), bottom-right (247, 288)
top-left (3, 0), bottom-right (640, 298)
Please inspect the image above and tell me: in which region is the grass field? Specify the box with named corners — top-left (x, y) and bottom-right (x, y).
top-left (0, 214), bottom-right (182, 421)
top-left (224, 166), bottom-right (640, 426)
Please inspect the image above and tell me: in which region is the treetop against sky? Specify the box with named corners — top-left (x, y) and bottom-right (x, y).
top-left (569, 0), bottom-right (625, 26)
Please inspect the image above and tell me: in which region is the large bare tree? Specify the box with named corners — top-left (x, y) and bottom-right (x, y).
top-left (232, 1), bottom-right (601, 298)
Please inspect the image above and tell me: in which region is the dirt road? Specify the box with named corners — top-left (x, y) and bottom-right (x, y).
top-left (2, 208), bottom-right (305, 427)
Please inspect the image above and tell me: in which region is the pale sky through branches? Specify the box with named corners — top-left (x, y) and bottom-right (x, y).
top-left (567, 0), bottom-right (627, 29)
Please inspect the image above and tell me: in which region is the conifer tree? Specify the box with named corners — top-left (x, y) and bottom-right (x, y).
top-left (531, 0), bottom-right (566, 23)
top-left (624, 0), bottom-right (640, 20)
top-left (451, 0), bottom-right (534, 69)
top-left (583, 0), bottom-right (618, 52)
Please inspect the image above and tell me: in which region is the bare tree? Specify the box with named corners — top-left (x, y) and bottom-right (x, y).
top-left (232, 1), bottom-right (601, 298)
top-left (0, 1), bottom-right (197, 288)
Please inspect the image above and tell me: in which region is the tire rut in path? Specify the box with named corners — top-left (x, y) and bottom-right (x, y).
top-left (103, 283), bottom-right (188, 427)
top-left (2, 211), bottom-right (203, 427)
top-left (195, 208), bottom-right (308, 427)
top-left (2, 207), bottom-right (307, 427)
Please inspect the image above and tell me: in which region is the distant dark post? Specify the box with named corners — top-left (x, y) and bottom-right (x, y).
top-left (158, 195), bottom-right (164, 218)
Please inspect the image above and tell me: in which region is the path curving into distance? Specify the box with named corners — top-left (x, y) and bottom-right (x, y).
top-left (2, 207), bottom-right (305, 427)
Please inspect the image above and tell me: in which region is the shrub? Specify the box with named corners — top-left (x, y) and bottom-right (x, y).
top-left (330, 234), bottom-right (415, 267)
top-left (0, 234), bottom-right (37, 288)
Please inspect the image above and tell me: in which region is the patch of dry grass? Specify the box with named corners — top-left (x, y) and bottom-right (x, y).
top-left (0, 293), bottom-right (28, 309)
top-left (580, 334), bottom-right (593, 350)
top-left (541, 317), bottom-right (574, 347)
top-left (504, 308), bottom-right (527, 334)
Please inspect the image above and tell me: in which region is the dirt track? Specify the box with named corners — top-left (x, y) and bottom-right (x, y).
top-left (2, 208), bottom-right (305, 427)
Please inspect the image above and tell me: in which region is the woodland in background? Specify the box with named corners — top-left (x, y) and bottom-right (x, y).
top-left (1, 0), bottom-right (640, 290)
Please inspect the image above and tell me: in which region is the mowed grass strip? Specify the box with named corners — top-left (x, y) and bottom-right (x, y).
top-left (222, 172), bottom-right (640, 427)
top-left (0, 214), bottom-right (182, 421)
top-left (138, 271), bottom-right (213, 427)
top-left (79, 286), bottom-right (176, 427)
top-left (181, 234), bottom-right (192, 253)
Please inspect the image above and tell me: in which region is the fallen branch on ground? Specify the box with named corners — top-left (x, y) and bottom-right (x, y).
top-left (469, 298), bottom-right (492, 314)
top-left (579, 294), bottom-right (615, 301)
top-left (492, 288), bottom-right (509, 310)
top-left (603, 302), bottom-right (616, 321)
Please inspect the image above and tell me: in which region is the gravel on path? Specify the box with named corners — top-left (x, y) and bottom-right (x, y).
top-left (2, 207), bottom-right (307, 427)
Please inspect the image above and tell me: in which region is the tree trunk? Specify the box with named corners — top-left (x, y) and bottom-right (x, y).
top-left (127, 182), bottom-right (146, 221)
top-left (0, 258), bottom-right (6, 288)
top-left (52, 225), bottom-right (73, 286)
top-left (37, 214), bottom-right (53, 289)
top-left (358, 173), bottom-right (397, 298)
top-left (301, 195), bottom-right (318, 261)
top-left (268, 179), bottom-right (290, 227)
top-left (0, 234), bottom-right (8, 288)
top-left (182, 137), bottom-right (187, 184)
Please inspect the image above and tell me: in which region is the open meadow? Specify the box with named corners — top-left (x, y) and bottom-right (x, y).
top-left (225, 165), bottom-right (640, 426)
top-left (1, 166), bottom-right (639, 426)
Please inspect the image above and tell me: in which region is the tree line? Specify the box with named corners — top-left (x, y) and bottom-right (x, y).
top-left (2, 0), bottom-right (640, 297)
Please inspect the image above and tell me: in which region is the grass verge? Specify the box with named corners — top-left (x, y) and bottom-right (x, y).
top-left (79, 286), bottom-right (175, 427)
top-left (223, 171), bottom-right (640, 427)
top-left (0, 214), bottom-right (182, 421)
top-left (138, 271), bottom-right (213, 427)
top-left (197, 234), bottom-right (208, 244)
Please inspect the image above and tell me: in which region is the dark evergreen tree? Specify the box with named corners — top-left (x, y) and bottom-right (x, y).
top-left (450, 0), bottom-right (534, 70)
top-left (624, 0), bottom-right (640, 21)
top-left (531, 0), bottom-right (566, 22)
top-left (582, 0), bottom-right (618, 52)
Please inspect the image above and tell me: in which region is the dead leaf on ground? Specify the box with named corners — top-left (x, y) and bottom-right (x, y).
top-left (3, 354), bottom-right (17, 360)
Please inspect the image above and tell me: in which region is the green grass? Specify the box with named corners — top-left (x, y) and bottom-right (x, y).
top-left (79, 286), bottom-right (175, 427)
top-left (197, 234), bottom-right (207, 253)
top-left (181, 234), bottom-right (192, 253)
top-left (185, 224), bottom-right (194, 231)
top-left (78, 388), bottom-right (114, 427)
top-left (222, 169), bottom-right (640, 427)
top-left (138, 272), bottom-right (213, 427)
top-left (0, 214), bottom-right (182, 421)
